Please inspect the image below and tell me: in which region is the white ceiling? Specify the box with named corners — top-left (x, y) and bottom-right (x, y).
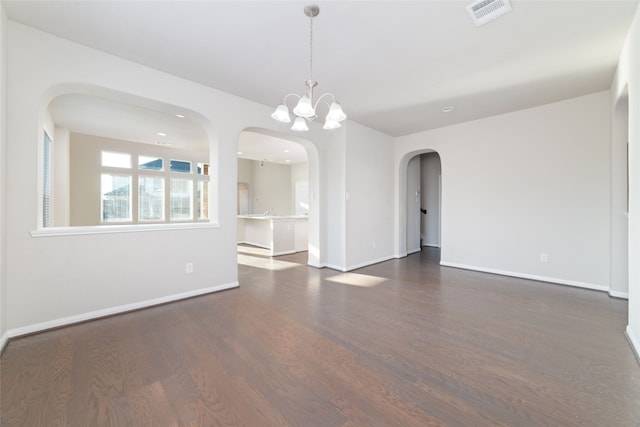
top-left (5, 0), bottom-right (639, 140)
top-left (238, 131), bottom-right (308, 165)
top-left (48, 93), bottom-right (307, 163)
top-left (48, 94), bottom-right (209, 152)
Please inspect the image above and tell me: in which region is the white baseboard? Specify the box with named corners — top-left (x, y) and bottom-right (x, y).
top-left (326, 255), bottom-right (396, 272)
top-left (609, 290), bottom-right (629, 299)
top-left (0, 330), bottom-right (9, 356)
top-left (626, 325), bottom-right (640, 365)
top-left (240, 241), bottom-right (270, 250)
top-left (239, 242), bottom-right (298, 257)
top-left (271, 250), bottom-right (296, 256)
top-left (439, 261), bottom-right (609, 293)
top-left (323, 263), bottom-right (348, 272)
top-left (6, 282), bottom-right (238, 340)
top-left (395, 246), bottom-right (439, 259)
top-left (307, 261), bottom-right (325, 269)
top-left (350, 255), bottom-right (395, 271)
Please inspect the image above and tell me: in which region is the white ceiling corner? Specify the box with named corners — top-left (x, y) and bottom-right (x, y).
top-left (5, 0), bottom-right (638, 145)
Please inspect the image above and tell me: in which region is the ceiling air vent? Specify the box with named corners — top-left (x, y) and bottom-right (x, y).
top-left (466, 0), bottom-right (512, 27)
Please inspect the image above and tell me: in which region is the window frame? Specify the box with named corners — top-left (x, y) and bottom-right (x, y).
top-left (98, 150), bottom-right (210, 226)
top-left (138, 174), bottom-right (166, 222)
top-left (100, 172), bottom-right (133, 223)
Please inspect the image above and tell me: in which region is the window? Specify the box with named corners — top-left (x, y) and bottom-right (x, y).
top-left (101, 151), bottom-right (132, 223)
top-left (43, 131), bottom-right (52, 227)
top-left (99, 150), bottom-right (209, 225)
top-left (196, 163), bottom-right (208, 175)
top-left (102, 151), bottom-right (131, 168)
top-left (197, 180), bottom-right (209, 220)
top-left (170, 178), bottom-right (193, 220)
top-left (101, 174), bottom-right (132, 222)
top-left (138, 175), bottom-right (164, 221)
top-left (170, 159), bottom-right (191, 173)
top-left (197, 163), bottom-right (209, 220)
top-left (139, 155), bottom-right (163, 171)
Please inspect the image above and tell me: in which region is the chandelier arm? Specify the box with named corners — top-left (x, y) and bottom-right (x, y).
top-left (313, 92), bottom-right (337, 112)
top-left (281, 93), bottom-right (302, 106)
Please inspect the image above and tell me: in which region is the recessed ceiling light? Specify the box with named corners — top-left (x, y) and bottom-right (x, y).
top-left (237, 151), bottom-right (243, 155)
top-left (285, 160), bottom-right (291, 163)
top-left (157, 132), bottom-right (167, 136)
top-left (284, 149), bottom-right (290, 153)
top-left (176, 114), bottom-right (185, 118)
top-left (441, 106), bottom-right (455, 113)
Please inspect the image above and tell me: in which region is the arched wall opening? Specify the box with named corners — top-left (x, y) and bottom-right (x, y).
top-left (397, 148), bottom-right (442, 258)
top-left (237, 127), bottom-right (322, 267)
top-left (39, 84), bottom-right (217, 230)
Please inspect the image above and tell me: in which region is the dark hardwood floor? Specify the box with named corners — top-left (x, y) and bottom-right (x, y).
top-left (2, 246), bottom-right (639, 426)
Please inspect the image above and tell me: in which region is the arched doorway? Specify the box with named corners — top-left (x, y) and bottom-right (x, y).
top-left (398, 149), bottom-right (442, 258)
top-left (611, 86), bottom-right (629, 298)
top-left (236, 128), bottom-right (322, 267)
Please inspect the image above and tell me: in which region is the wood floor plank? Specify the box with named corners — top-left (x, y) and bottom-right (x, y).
top-left (2, 247), bottom-right (640, 426)
top-left (42, 333), bottom-right (73, 426)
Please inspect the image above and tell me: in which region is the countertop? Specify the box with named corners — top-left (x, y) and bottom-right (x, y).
top-left (237, 214), bottom-right (308, 220)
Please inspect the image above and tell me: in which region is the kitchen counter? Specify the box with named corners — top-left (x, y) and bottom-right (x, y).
top-left (237, 215), bottom-right (308, 256)
top-left (237, 214), bottom-right (308, 220)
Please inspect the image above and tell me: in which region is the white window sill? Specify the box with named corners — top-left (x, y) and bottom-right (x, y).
top-left (30, 222), bottom-right (220, 237)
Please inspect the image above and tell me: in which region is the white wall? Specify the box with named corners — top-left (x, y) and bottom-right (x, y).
top-left (421, 152), bottom-right (441, 247)
top-left (324, 125), bottom-right (347, 269)
top-left (0, 5), bottom-right (7, 350)
top-left (344, 121), bottom-right (395, 270)
top-left (291, 162), bottom-right (309, 183)
top-left (236, 159), bottom-right (309, 217)
top-left (3, 21), bottom-right (279, 334)
top-left (251, 160), bottom-right (292, 215)
top-left (612, 4), bottom-right (640, 358)
top-left (237, 158), bottom-right (253, 185)
top-left (237, 158), bottom-right (253, 215)
top-left (396, 91), bottom-right (611, 290)
top-left (291, 162), bottom-right (309, 215)
top-left (5, 21), bottom-right (240, 332)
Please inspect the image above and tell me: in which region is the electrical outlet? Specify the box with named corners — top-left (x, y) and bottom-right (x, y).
top-left (540, 253), bottom-right (549, 263)
top-left (185, 262), bottom-right (194, 273)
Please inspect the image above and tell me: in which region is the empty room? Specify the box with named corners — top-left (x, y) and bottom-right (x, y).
top-left (1, 1), bottom-right (639, 425)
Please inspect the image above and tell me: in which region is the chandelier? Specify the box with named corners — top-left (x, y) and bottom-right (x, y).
top-left (271, 4), bottom-right (347, 131)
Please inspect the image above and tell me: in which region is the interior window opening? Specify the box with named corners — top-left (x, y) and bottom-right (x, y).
top-left (43, 92), bottom-right (212, 228)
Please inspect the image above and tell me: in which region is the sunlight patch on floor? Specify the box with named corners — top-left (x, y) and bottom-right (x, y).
top-left (237, 253), bottom-right (299, 271)
top-left (326, 272), bottom-right (388, 288)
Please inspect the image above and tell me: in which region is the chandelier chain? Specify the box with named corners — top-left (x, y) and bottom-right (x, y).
top-left (309, 14), bottom-right (313, 81)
